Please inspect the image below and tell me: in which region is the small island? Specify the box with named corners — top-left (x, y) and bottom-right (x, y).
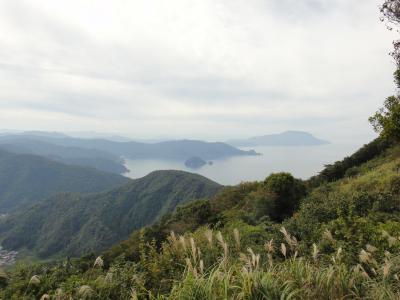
top-left (184, 156), bottom-right (207, 169)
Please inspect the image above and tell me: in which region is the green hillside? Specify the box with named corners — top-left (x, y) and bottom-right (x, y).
top-left (1, 139), bottom-right (399, 299)
top-left (0, 138), bottom-right (128, 174)
top-left (0, 170), bottom-right (221, 258)
top-left (103, 139), bottom-right (400, 263)
top-left (0, 150), bottom-right (130, 213)
top-left (0, 134), bottom-right (258, 160)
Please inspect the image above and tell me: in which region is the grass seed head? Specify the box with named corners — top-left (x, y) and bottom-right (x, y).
top-left (78, 285), bottom-right (94, 299)
top-left (93, 256), bottom-right (104, 268)
top-left (281, 243), bottom-right (287, 258)
top-left (29, 275), bottom-right (41, 286)
top-left (233, 228), bottom-right (241, 249)
top-left (204, 229), bottom-right (213, 247)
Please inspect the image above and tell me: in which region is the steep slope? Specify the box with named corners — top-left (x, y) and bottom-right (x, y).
top-left (0, 150), bottom-right (130, 213)
top-left (228, 130), bottom-right (329, 147)
top-left (0, 170), bottom-right (221, 258)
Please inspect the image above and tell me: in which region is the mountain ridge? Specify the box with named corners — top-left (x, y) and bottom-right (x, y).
top-left (0, 170), bottom-right (222, 258)
top-left (0, 134), bottom-right (258, 160)
top-left (227, 130), bottom-right (330, 147)
top-left (0, 149), bottom-right (130, 213)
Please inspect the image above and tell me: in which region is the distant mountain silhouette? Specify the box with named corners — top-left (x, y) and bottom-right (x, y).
top-left (227, 131), bottom-right (330, 147)
top-left (0, 138), bottom-right (127, 174)
top-left (0, 134), bottom-right (258, 160)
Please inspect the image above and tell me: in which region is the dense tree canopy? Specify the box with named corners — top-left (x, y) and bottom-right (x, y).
top-left (264, 172), bottom-right (306, 220)
top-left (369, 96), bottom-right (400, 141)
top-left (369, 1), bottom-right (400, 142)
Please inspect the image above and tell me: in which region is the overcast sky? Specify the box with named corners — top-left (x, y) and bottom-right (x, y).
top-left (0, 0), bottom-right (397, 143)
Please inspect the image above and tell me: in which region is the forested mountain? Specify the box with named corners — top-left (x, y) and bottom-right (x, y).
top-left (227, 130), bottom-right (329, 147)
top-left (2, 137), bottom-right (399, 299)
top-left (0, 150), bottom-right (130, 213)
top-left (0, 134), bottom-right (257, 160)
top-left (0, 138), bottom-right (127, 174)
top-left (0, 170), bottom-right (221, 258)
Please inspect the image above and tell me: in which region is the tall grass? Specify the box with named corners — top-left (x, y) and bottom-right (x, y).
top-left (129, 228), bottom-right (400, 299)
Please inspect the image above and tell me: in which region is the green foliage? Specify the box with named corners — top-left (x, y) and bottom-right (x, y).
top-left (308, 138), bottom-right (390, 186)
top-left (0, 170), bottom-right (221, 259)
top-left (264, 173), bottom-right (306, 221)
top-left (369, 95), bottom-right (400, 142)
top-left (0, 150), bottom-right (130, 212)
top-left (1, 137), bottom-right (400, 299)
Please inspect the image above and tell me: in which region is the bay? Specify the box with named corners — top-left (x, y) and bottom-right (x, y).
top-left (124, 143), bottom-right (361, 185)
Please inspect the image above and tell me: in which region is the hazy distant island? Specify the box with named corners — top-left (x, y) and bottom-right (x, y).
top-left (184, 156), bottom-right (207, 169)
top-left (227, 130), bottom-right (330, 147)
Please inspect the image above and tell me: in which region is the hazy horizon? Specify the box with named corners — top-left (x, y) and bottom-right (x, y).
top-left (0, 128), bottom-right (370, 146)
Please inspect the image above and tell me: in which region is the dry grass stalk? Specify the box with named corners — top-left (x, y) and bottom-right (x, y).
top-left (323, 229), bottom-right (336, 244)
top-left (383, 260), bottom-right (391, 278)
top-left (93, 256), bottom-right (104, 268)
top-left (281, 243), bottom-right (287, 258)
top-left (332, 247), bottom-right (343, 264)
top-left (354, 264), bottom-right (370, 279)
top-left (190, 237), bottom-right (197, 262)
top-left (105, 271), bottom-right (113, 284)
top-left (55, 288), bottom-right (64, 299)
top-left (280, 227), bottom-right (298, 251)
top-left (233, 228), bottom-right (241, 250)
top-left (29, 275), bottom-right (41, 286)
top-left (267, 253), bottom-right (274, 268)
top-left (204, 229), bottom-right (213, 247)
top-left (78, 285), bottom-right (94, 299)
top-left (200, 259), bottom-right (204, 274)
top-left (247, 248), bottom-right (260, 269)
top-left (382, 230), bottom-right (398, 247)
top-left (312, 243), bottom-right (319, 262)
top-left (179, 236), bottom-right (187, 252)
top-left (170, 231), bottom-right (178, 251)
top-left (366, 244), bottom-right (378, 253)
top-left (359, 249), bottom-right (372, 264)
top-left (216, 231), bottom-right (229, 259)
top-left (130, 287), bottom-right (138, 300)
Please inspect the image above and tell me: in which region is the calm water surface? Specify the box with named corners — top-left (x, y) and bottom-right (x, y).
top-left (124, 143), bottom-right (361, 185)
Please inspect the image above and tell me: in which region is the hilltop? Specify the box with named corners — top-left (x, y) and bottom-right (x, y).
top-left (0, 150), bottom-right (130, 213)
top-left (0, 170), bottom-right (221, 258)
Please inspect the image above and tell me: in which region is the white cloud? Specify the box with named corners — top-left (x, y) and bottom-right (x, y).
top-left (0, 0), bottom-right (397, 143)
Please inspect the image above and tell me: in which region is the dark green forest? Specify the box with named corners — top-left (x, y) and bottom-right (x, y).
top-left (0, 171), bottom-right (221, 259)
top-left (0, 150), bottom-right (130, 212)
